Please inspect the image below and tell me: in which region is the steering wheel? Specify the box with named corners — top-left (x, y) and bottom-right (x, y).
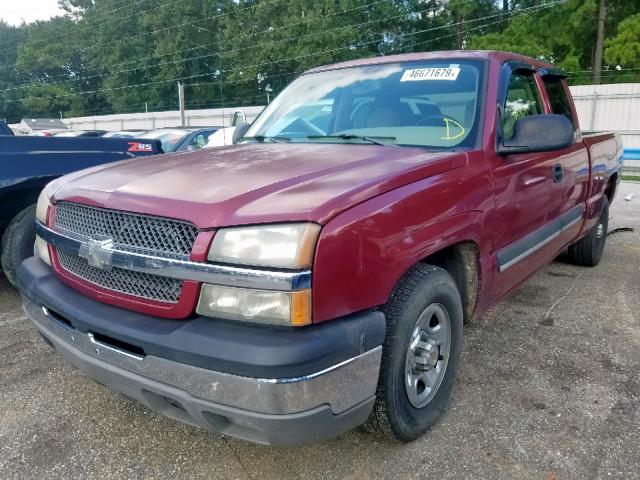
top-left (279, 118), bottom-right (326, 138)
top-left (415, 114), bottom-right (462, 127)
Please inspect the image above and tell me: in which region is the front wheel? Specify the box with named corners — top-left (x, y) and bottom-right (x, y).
top-left (369, 264), bottom-right (463, 441)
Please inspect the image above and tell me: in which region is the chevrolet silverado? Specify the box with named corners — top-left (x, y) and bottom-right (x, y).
top-left (17, 51), bottom-right (622, 446)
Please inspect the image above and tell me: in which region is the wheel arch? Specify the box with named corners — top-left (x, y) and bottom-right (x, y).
top-left (415, 240), bottom-right (480, 323)
top-left (605, 172), bottom-right (618, 203)
top-left (0, 180), bottom-right (52, 238)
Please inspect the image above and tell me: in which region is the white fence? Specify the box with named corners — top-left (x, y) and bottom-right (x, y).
top-left (61, 105), bottom-right (266, 131)
top-left (569, 83), bottom-right (640, 148)
top-left (9, 83), bottom-right (640, 149)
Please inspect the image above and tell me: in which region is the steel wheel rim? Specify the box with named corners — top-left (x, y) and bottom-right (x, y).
top-left (596, 222), bottom-right (605, 239)
top-left (404, 303), bottom-right (451, 408)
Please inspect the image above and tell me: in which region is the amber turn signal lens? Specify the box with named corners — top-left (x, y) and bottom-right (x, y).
top-left (290, 289), bottom-right (312, 326)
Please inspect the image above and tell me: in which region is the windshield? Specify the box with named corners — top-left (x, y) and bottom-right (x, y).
top-left (139, 129), bottom-right (194, 152)
top-left (245, 60), bottom-right (484, 149)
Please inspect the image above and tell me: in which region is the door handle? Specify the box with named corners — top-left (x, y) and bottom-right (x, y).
top-left (552, 163), bottom-right (564, 183)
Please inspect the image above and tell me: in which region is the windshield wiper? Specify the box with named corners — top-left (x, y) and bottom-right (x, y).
top-left (242, 135), bottom-right (291, 143)
top-left (306, 134), bottom-right (397, 146)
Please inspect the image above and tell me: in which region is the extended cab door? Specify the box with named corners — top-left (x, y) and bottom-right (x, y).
top-left (488, 62), bottom-right (570, 300)
top-left (540, 71), bottom-right (590, 245)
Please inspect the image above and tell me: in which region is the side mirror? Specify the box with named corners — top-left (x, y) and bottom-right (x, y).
top-left (232, 123), bottom-right (251, 144)
top-left (231, 110), bottom-right (247, 127)
top-left (498, 114), bottom-right (574, 155)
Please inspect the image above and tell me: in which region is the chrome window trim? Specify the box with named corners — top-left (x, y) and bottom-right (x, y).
top-left (36, 221), bottom-right (311, 291)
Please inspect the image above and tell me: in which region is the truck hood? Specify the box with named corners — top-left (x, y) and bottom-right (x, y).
top-left (52, 143), bottom-right (467, 228)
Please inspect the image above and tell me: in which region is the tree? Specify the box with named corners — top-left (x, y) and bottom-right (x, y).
top-left (605, 13), bottom-right (640, 67)
top-left (0, 21), bottom-right (27, 122)
top-left (593, 0), bottom-right (607, 84)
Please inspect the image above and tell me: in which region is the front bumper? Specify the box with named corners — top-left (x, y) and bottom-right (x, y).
top-left (18, 258), bottom-right (385, 446)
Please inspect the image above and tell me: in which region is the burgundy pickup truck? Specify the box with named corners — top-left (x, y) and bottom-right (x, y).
top-left (17, 51), bottom-right (622, 446)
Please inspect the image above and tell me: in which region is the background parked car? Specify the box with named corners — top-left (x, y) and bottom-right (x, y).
top-left (32, 129), bottom-right (70, 137)
top-left (102, 130), bottom-right (147, 138)
top-left (0, 121), bottom-right (14, 136)
top-left (0, 135), bottom-right (162, 286)
top-left (54, 130), bottom-right (108, 137)
top-left (138, 127), bottom-right (218, 152)
top-left (205, 126), bottom-right (236, 147)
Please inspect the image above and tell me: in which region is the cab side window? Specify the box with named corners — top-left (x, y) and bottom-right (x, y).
top-left (188, 133), bottom-right (208, 150)
top-left (543, 76), bottom-right (575, 128)
top-left (502, 71), bottom-right (543, 140)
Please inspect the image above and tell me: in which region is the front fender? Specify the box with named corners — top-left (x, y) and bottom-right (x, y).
top-left (312, 163), bottom-right (494, 322)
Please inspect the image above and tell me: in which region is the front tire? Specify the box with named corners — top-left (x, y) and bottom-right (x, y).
top-left (369, 264), bottom-right (463, 441)
top-left (567, 196), bottom-right (609, 267)
top-left (1, 205), bottom-right (37, 287)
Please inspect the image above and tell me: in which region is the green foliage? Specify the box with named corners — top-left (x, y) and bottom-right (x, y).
top-left (0, 0), bottom-right (639, 121)
top-left (605, 13), bottom-right (640, 67)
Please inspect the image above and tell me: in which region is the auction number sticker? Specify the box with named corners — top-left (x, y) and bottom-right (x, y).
top-left (401, 67), bottom-right (460, 82)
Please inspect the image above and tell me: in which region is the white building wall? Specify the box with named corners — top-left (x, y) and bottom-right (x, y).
top-left (569, 83), bottom-right (640, 148)
top-left (62, 105), bottom-right (266, 131)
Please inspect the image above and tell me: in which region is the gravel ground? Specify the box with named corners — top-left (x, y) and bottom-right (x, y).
top-left (0, 182), bottom-right (638, 480)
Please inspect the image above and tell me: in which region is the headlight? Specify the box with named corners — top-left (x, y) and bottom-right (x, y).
top-left (35, 189), bottom-right (52, 224)
top-left (34, 235), bottom-right (51, 266)
top-left (208, 223), bottom-right (320, 268)
top-left (196, 285), bottom-right (311, 326)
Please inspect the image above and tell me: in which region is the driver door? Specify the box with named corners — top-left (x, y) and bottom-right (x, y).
top-left (488, 63), bottom-right (565, 299)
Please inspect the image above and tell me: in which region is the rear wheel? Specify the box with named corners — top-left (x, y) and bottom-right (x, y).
top-left (369, 264), bottom-right (463, 441)
top-left (1, 205), bottom-right (36, 287)
top-left (567, 197), bottom-right (609, 267)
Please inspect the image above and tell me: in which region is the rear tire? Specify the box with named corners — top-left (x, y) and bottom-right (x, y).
top-left (567, 197), bottom-right (609, 267)
top-left (369, 264), bottom-right (463, 442)
top-left (1, 205), bottom-right (37, 287)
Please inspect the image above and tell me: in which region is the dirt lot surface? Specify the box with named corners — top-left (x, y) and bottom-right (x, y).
top-left (0, 182), bottom-right (638, 480)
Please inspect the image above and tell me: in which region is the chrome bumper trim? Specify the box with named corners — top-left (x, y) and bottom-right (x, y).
top-left (36, 221), bottom-right (311, 291)
top-left (24, 296), bottom-right (381, 415)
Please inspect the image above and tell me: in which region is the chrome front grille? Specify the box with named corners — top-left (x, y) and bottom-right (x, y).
top-left (57, 251), bottom-right (183, 303)
top-left (55, 202), bottom-right (199, 258)
top-left (54, 202), bottom-right (199, 303)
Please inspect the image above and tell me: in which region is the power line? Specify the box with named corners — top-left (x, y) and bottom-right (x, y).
top-left (38, 8), bottom-right (536, 121)
top-left (0, 0), bottom-right (470, 94)
top-left (3, 0), bottom-right (549, 99)
top-left (0, 0), bottom-right (398, 90)
top-left (0, 0), bottom-right (155, 51)
top-left (0, 0), bottom-right (197, 57)
top-left (0, 0), bottom-right (287, 71)
top-left (3, 1), bottom-right (561, 113)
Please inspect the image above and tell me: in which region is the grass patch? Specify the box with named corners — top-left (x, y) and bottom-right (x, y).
top-left (621, 175), bottom-right (640, 182)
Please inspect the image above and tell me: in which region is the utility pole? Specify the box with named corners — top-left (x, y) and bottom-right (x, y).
top-left (593, 0), bottom-right (606, 85)
top-left (177, 81), bottom-right (186, 127)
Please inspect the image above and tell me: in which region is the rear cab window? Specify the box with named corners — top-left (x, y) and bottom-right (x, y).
top-left (542, 76), bottom-right (576, 129)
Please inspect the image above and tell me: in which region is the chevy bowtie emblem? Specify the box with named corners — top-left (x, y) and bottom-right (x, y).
top-left (79, 238), bottom-right (114, 270)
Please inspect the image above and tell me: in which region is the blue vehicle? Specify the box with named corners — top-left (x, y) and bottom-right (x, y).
top-left (137, 127), bottom-right (217, 153)
top-left (0, 129), bottom-right (162, 286)
top-left (0, 121), bottom-right (14, 136)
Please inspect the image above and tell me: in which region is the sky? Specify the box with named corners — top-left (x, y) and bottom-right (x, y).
top-left (0, 0), bottom-right (64, 26)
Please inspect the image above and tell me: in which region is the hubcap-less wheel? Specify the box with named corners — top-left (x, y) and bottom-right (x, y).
top-left (405, 303), bottom-right (451, 408)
